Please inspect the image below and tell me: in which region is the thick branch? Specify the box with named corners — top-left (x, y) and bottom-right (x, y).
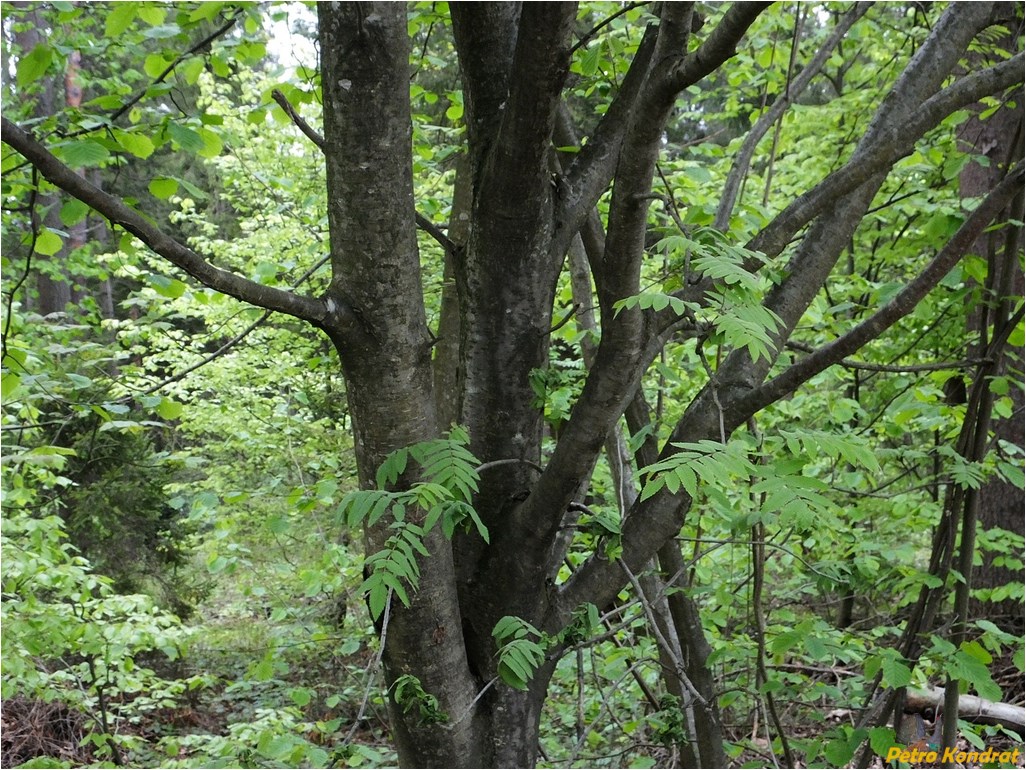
top-left (662, 2), bottom-right (771, 96)
top-left (511, 3), bottom-right (699, 569)
top-left (665, 51), bottom-right (1025, 324)
top-left (559, 3), bottom-right (768, 264)
top-left (1, 117), bottom-right (329, 325)
top-left (557, 24), bottom-right (659, 244)
top-left (450, 4), bottom-right (519, 161)
top-left (481, 2), bottom-right (577, 208)
top-left (733, 164), bottom-right (1024, 418)
top-left (551, 4), bottom-right (1019, 619)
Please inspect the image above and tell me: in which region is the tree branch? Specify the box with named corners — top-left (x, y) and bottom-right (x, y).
top-left (666, 25), bottom-right (1023, 326)
top-left (450, 4), bottom-right (519, 160)
top-left (271, 88), bottom-right (325, 149)
top-left (106, 10), bottom-right (244, 128)
top-left (511, 3), bottom-right (709, 563)
top-left (480, 2), bottom-right (577, 209)
top-left (414, 213), bottom-right (460, 260)
top-left (733, 163), bottom-right (1024, 419)
top-left (131, 253), bottom-right (332, 398)
top-left (557, 24), bottom-right (659, 248)
top-left (1, 117), bottom-right (329, 326)
top-left (269, 89), bottom-right (458, 259)
top-left (662, 2), bottom-right (771, 96)
top-left (550, 6), bottom-right (1018, 619)
top-left (783, 341), bottom-right (975, 374)
top-left (570, 2), bottom-right (650, 55)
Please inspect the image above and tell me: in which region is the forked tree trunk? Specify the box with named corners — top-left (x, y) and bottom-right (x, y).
top-left (5, 3), bottom-right (1022, 768)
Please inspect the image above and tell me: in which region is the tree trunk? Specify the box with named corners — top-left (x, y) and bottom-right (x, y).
top-left (9, 2), bottom-right (69, 315)
top-left (958, 71), bottom-right (1025, 634)
top-left (317, 5), bottom-right (485, 765)
top-left (5, 4), bottom-right (1023, 768)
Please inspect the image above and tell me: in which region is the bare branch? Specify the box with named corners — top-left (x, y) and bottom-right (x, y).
top-left (415, 213), bottom-right (460, 259)
top-left (1, 168), bottom-right (40, 361)
top-left (1, 117), bottom-right (329, 325)
top-left (269, 89), bottom-right (457, 258)
top-left (570, 2), bottom-right (650, 55)
top-left (556, 25), bottom-right (658, 249)
top-left (663, 2), bottom-right (771, 95)
top-left (271, 88), bottom-right (325, 149)
top-left (106, 10), bottom-right (244, 129)
top-left (749, 50), bottom-right (1023, 260)
top-left (783, 341), bottom-right (976, 374)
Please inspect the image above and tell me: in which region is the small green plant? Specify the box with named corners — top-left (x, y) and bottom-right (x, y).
top-left (392, 674), bottom-right (449, 725)
top-left (556, 603), bottom-right (601, 647)
top-left (336, 426), bottom-right (487, 619)
top-left (648, 694), bottom-right (688, 747)
top-left (492, 616), bottom-right (547, 692)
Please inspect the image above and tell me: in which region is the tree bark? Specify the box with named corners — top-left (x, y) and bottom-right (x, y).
top-left (317, 5), bottom-right (483, 765)
top-left (10, 2), bottom-right (69, 315)
top-left (958, 70), bottom-right (1025, 634)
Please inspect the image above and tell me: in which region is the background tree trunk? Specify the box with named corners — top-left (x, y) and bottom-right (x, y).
top-left (959, 78), bottom-right (1024, 635)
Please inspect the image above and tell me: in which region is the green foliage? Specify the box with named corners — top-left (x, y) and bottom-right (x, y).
top-left (612, 292), bottom-right (696, 318)
top-left (59, 419), bottom-right (202, 614)
top-left (555, 603), bottom-right (602, 647)
top-left (647, 695), bottom-right (688, 748)
top-left (392, 674), bottom-right (449, 725)
top-left (575, 507), bottom-right (623, 560)
top-left (1, 506), bottom-right (198, 764)
top-left (639, 438), bottom-right (757, 501)
top-left (492, 616), bottom-right (548, 692)
top-left (530, 336), bottom-right (589, 435)
top-left (2, 2), bottom-right (1022, 767)
top-left (360, 520), bottom-right (429, 619)
top-left (338, 426), bottom-right (485, 619)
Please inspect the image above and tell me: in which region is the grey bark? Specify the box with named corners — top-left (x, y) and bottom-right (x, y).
top-left (317, 5), bottom-right (483, 765)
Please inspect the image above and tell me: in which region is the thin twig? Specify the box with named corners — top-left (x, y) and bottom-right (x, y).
top-left (785, 340), bottom-right (977, 373)
top-left (104, 10), bottom-right (245, 131)
top-left (269, 88), bottom-right (460, 259)
top-left (2, 168), bottom-right (39, 361)
top-left (474, 458), bottom-right (545, 475)
top-left (548, 303), bottom-right (580, 334)
top-left (444, 677), bottom-right (498, 729)
top-left (570, 2), bottom-right (650, 55)
top-left (127, 253), bottom-right (332, 398)
top-left (617, 558), bottom-right (708, 710)
top-left (344, 590), bottom-right (393, 746)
